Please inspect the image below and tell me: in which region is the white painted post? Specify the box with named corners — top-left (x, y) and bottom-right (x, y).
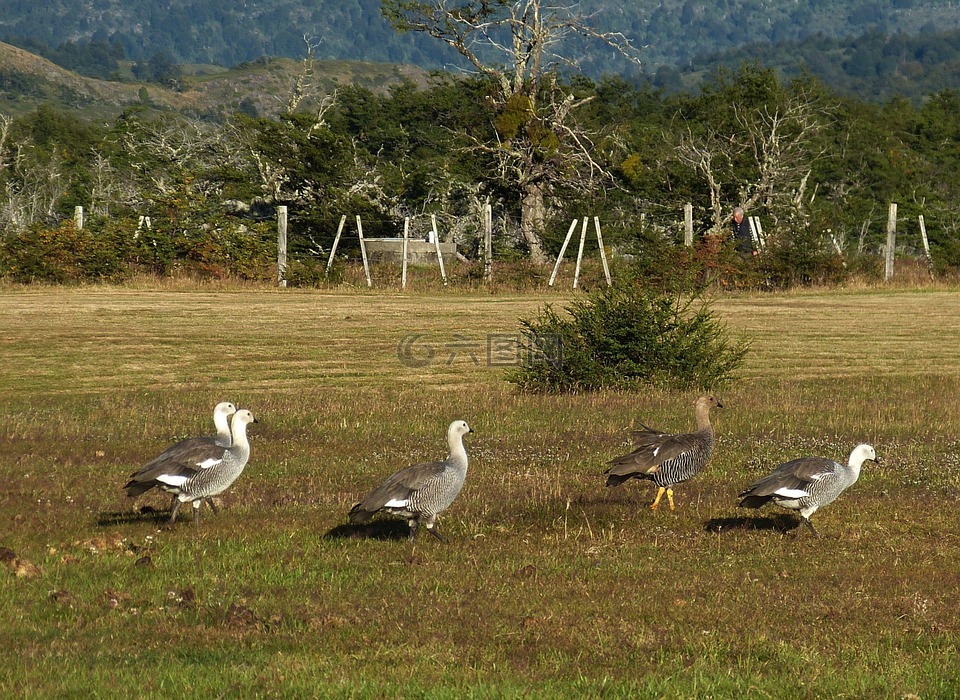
top-left (749, 216), bottom-right (765, 251)
top-left (74, 206), bottom-right (84, 230)
top-left (431, 213), bottom-right (448, 286)
top-left (594, 217), bottom-right (612, 287)
top-left (684, 203), bottom-right (693, 247)
top-left (885, 202), bottom-right (897, 282)
top-left (356, 215), bottom-right (372, 288)
top-left (573, 216), bottom-right (589, 290)
top-left (918, 214), bottom-right (933, 278)
top-left (549, 219), bottom-right (579, 287)
top-left (326, 214), bottom-right (347, 274)
top-left (483, 201), bottom-right (493, 283)
top-left (277, 205), bottom-right (288, 287)
top-left (401, 217), bottom-right (410, 290)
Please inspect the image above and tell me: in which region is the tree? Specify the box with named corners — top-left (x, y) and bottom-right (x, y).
top-left (381, 0), bottom-right (641, 263)
top-left (672, 66), bottom-right (832, 239)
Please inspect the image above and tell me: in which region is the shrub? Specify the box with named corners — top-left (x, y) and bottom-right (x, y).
top-left (0, 220), bottom-right (131, 283)
top-left (508, 283), bottom-right (748, 393)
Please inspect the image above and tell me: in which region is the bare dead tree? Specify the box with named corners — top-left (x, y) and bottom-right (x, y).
top-left (674, 87), bottom-right (831, 241)
top-left (382, 0), bottom-right (642, 263)
top-left (0, 149), bottom-right (68, 231)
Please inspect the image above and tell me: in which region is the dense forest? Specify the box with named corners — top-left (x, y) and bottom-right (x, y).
top-left (2, 54), bottom-right (959, 287)
top-left (3, 0), bottom-right (960, 96)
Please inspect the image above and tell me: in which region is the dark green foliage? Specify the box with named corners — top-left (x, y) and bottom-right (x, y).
top-left (685, 27), bottom-right (960, 104)
top-left (0, 216), bottom-right (276, 283)
top-left (0, 220), bottom-right (131, 283)
top-left (757, 227), bottom-right (850, 288)
top-left (509, 285), bottom-right (748, 393)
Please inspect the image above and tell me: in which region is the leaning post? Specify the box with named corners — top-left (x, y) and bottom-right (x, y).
top-left (356, 215), bottom-right (372, 288)
top-left (572, 217), bottom-right (589, 290)
top-left (431, 214), bottom-right (448, 286)
top-left (548, 219), bottom-right (579, 287)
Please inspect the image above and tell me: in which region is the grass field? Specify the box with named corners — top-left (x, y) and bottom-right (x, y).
top-left (2, 282), bottom-right (960, 698)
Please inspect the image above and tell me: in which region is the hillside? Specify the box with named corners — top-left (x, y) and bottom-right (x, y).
top-left (2, 0), bottom-right (960, 77)
top-left (0, 42), bottom-right (430, 120)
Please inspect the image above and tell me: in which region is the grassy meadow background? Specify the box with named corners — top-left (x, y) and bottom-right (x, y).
top-left (2, 279), bottom-right (960, 697)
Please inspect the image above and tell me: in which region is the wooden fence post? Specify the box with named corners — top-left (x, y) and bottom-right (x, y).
top-left (401, 217), bottom-right (410, 290)
top-left (918, 214), bottom-right (934, 279)
top-left (748, 216), bottom-right (765, 251)
top-left (548, 219), bottom-right (579, 287)
top-left (277, 205), bottom-right (288, 287)
top-left (885, 202), bottom-right (897, 282)
top-left (594, 217), bottom-right (612, 287)
top-left (573, 217), bottom-right (589, 290)
top-left (326, 214), bottom-right (347, 274)
top-left (431, 214), bottom-right (448, 286)
top-left (356, 215), bottom-right (372, 288)
top-left (684, 203), bottom-right (693, 247)
top-left (483, 201), bottom-right (493, 283)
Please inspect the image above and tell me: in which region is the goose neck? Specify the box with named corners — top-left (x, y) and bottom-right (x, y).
top-left (447, 435), bottom-right (468, 468)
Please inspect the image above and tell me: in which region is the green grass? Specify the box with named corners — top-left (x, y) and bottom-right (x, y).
top-left (2, 284), bottom-right (960, 697)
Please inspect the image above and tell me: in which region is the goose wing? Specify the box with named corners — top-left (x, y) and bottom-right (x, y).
top-left (606, 427), bottom-right (702, 477)
top-left (739, 457), bottom-right (838, 500)
top-left (124, 437), bottom-right (226, 496)
top-left (349, 460), bottom-right (447, 521)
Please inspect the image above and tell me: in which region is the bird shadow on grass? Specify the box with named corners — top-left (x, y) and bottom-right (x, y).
top-left (97, 506), bottom-right (171, 528)
top-left (704, 514), bottom-right (800, 534)
top-left (324, 520), bottom-right (411, 541)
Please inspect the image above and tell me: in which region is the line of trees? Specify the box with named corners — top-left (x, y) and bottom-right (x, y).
top-left (2, 38), bottom-right (960, 285)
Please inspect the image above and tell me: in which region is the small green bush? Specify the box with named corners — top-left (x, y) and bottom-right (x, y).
top-left (508, 283), bottom-right (748, 393)
top-left (0, 220), bottom-right (131, 283)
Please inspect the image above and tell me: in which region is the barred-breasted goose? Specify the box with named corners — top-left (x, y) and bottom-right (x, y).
top-left (605, 395), bottom-right (722, 510)
top-left (349, 420), bottom-right (473, 541)
top-left (124, 401), bottom-right (237, 514)
top-left (738, 443), bottom-right (877, 536)
top-left (125, 409), bottom-right (257, 527)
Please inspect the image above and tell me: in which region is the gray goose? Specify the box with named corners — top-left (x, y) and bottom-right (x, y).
top-left (124, 401), bottom-right (237, 515)
top-left (349, 420), bottom-right (473, 541)
top-left (605, 395), bottom-right (722, 510)
top-left (738, 443), bottom-right (877, 536)
top-left (125, 409), bottom-right (257, 527)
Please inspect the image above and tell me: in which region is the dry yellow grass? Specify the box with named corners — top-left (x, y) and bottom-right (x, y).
top-left (2, 284), bottom-right (960, 697)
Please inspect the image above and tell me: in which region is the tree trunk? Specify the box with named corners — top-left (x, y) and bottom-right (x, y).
top-left (520, 181), bottom-right (549, 264)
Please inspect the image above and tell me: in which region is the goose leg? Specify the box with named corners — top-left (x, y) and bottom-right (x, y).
top-left (666, 488), bottom-right (676, 511)
top-left (192, 501), bottom-right (202, 528)
top-left (167, 499), bottom-right (184, 528)
top-left (650, 487), bottom-right (667, 510)
top-left (802, 517), bottom-right (820, 538)
top-left (425, 523), bottom-right (447, 543)
top-left (407, 520), bottom-right (419, 541)
top-left (205, 497), bottom-right (219, 515)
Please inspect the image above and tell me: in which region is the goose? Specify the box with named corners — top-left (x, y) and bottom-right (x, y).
top-left (605, 395), bottom-right (722, 510)
top-left (738, 443), bottom-right (877, 536)
top-left (349, 420), bottom-right (473, 541)
top-left (125, 409), bottom-right (257, 527)
top-left (124, 401), bottom-right (236, 515)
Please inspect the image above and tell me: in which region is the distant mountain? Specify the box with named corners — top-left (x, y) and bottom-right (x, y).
top-left (0, 42), bottom-right (429, 120)
top-left (2, 0), bottom-right (960, 77)
top-left (679, 27), bottom-right (960, 102)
